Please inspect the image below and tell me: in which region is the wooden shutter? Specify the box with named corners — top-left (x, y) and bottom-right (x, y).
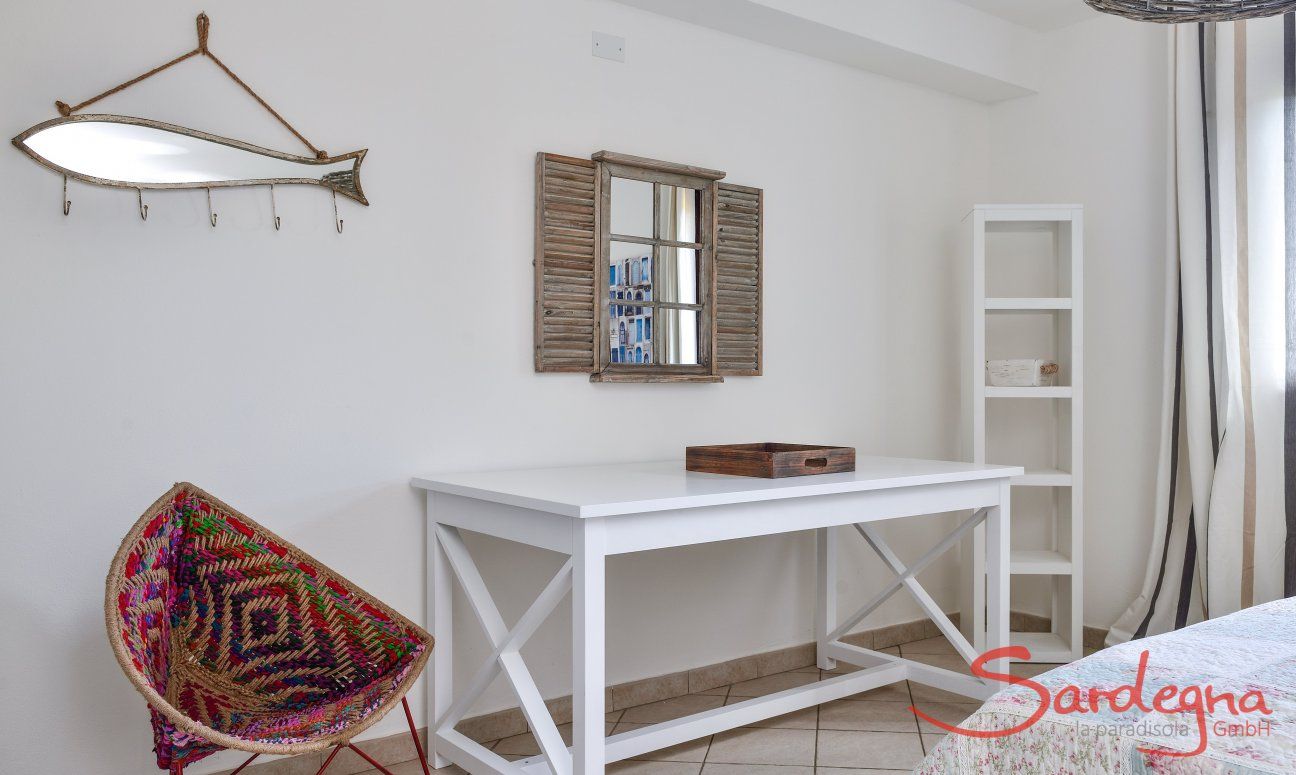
top-left (714, 183), bottom-right (763, 376)
top-left (534, 153), bottom-right (599, 372)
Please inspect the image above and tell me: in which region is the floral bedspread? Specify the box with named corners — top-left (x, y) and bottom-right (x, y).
top-left (916, 597), bottom-right (1296, 774)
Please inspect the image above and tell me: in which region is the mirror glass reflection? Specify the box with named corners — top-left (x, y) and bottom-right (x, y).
top-left (606, 176), bottom-right (702, 368)
top-left (608, 242), bottom-right (653, 366)
top-left (656, 185), bottom-right (699, 244)
top-left (19, 119), bottom-right (352, 185)
top-left (658, 308), bottom-right (700, 365)
top-left (609, 177), bottom-right (653, 238)
top-left (657, 247), bottom-right (698, 305)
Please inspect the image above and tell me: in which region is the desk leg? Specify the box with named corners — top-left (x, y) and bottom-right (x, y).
top-left (573, 520), bottom-right (607, 775)
top-left (815, 527), bottom-right (837, 670)
top-left (427, 500), bottom-right (453, 769)
top-left (985, 481), bottom-right (1011, 676)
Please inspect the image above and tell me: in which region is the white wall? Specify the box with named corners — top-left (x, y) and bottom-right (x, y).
top-left (0, 1), bottom-right (993, 773)
top-left (986, 16), bottom-right (1169, 627)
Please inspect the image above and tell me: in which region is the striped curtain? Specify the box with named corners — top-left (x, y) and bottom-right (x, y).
top-left (1108, 17), bottom-right (1295, 645)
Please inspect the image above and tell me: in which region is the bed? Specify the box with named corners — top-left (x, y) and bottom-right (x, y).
top-left (915, 597), bottom-right (1296, 774)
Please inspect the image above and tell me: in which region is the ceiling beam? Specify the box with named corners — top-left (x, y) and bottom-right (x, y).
top-left (606, 0), bottom-right (1041, 103)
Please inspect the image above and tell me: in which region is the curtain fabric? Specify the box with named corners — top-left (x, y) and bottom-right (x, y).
top-left (1109, 17), bottom-right (1295, 645)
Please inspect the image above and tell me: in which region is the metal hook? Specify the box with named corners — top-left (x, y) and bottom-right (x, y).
top-left (332, 189), bottom-right (343, 234)
top-left (62, 175), bottom-right (71, 216)
top-left (206, 187), bottom-right (218, 228)
top-left (137, 188), bottom-right (149, 221)
top-left (269, 184), bottom-right (281, 231)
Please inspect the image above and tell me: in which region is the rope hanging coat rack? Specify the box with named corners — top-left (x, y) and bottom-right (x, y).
top-left (56, 13), bottom-right (328, 160)
top-left (11, 11), bottom-right (366, 232)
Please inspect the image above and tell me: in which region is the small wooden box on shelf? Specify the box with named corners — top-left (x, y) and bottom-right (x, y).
top-left (686, 443), bottom-right (856, 478)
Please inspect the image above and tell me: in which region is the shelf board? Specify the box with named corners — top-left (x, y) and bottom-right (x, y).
top-left (1013, 469), bottom-right (1073, 487)
top-left (1010, 632), bottom-right (1076, 664)
top-left (1011, 549), bottom-right (1073, 575)
top-left (984, 297), bottom-right (1073, 311)
top-left (985, 386), bottom-right (1073, 398)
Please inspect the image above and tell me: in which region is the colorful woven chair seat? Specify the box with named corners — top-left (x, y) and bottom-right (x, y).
top-left (106, 483), bottom-right (434, 774)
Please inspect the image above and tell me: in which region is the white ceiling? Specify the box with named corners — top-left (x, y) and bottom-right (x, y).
top-left (949, 0), bottom-right (1097, 31)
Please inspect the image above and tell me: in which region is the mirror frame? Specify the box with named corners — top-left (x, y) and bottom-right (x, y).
top-left (593, 152), bottom-right (723, 383)
top-left (11, 113), bottom-right (368, 204)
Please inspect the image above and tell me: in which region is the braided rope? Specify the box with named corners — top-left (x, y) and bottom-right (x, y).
top-left (57, 13), bottom-right (327, 159)
top-left (1085, 0), bottom-right (1296, 22)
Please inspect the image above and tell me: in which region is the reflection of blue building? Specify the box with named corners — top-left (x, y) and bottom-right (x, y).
top-left (609, 254), bottom-right (653, 364)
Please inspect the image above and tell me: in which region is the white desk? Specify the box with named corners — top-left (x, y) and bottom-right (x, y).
top-left (413, 457), bottom-right (1021, 775)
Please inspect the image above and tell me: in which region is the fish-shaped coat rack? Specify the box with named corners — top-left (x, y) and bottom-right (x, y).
top-left (10, 13), bottom-right (367, 232)
top-left (14, 115), bottom-right (367, 203)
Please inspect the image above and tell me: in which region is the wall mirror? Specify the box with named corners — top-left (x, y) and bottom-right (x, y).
top-left (15, 115), bottom-right (366, 203)
top-left (535, 151), bottom-right (763, 383)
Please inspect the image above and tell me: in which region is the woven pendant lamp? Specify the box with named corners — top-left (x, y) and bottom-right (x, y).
top-left (1084, 0), bottom-right (1296, 22)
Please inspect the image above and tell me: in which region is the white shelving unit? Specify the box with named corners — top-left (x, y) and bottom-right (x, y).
top-left (961, 204), bottom-right (1083, 664)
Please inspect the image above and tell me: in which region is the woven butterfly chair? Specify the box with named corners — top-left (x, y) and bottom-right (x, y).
top-left (106, 483), bottom-right (435, 775)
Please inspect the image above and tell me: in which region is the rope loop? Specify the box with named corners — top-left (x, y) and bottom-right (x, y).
top-left (51, 12), bottom-right (326, 159)
top-left (196, 12), bottom-right (210, 53)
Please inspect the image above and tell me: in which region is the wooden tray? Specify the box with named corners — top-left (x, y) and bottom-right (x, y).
top-left (686, 443), bottom-right (856, 478)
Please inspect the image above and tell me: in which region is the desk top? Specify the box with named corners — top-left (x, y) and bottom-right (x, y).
top-left (412, 457), bottom-right (1021, 518)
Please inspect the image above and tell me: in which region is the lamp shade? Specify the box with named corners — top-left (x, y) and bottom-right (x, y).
top-left (1084, 0), bottom-right (1296, 22)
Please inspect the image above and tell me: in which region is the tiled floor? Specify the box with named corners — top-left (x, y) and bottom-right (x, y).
top-left (356, 635), bottom-right (1066, 775)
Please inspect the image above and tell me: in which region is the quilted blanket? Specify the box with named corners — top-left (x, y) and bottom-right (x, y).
top-left (916, 597), bottom-right (1296, 774)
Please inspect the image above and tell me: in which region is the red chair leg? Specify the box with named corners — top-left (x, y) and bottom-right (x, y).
top-left (403, 697), bottom-right (432, 775)
top-left (314, 697), bottom-right (432, 775)
top-left (315, 745), bottom-right (345, 775)
top-left (346, 744), bottom-right (398, 775)
top-left (229, 752), bottom-right (260, 775)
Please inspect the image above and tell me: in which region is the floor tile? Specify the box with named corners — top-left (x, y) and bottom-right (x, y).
top-left (608, 763), bottom-right (703, 775)
top-left (815, 730), bottom-right (925, 770)
top-left (396, 630), bottom-right (1010, 775)
top-left (613, 723), bottom-right (711, 762)
top-left (728, 671), bottom-right (822, 698)
top-left (1009, 661), bottom-right (1054, 679)
top-left (234, 751), bottom-right (324, 775)
top-left (492, 722), bottom-right (614, 756)
top-left (821, 662), bottom-right (863, 675)
top-left (724, 696), bottom-right (818, 729)
top-left (703, 765), bottom-right (814, 774)
top-left (902, 653), bottom-right (972, 675)
top-left (353, 761), bottom-right (466, 775)
top-left (706, 727), bottom-right (816, 766)
top-left (899, 635), bottom-right (958, 656)
top-left (842, 680), bottom-right (911, 703)
top-left (817, 699), bottom-right (920, 733)
top-left (906, 681), bottom-right (978, 705)
top-left (490, 729), bottom-right (542, 757)
top-left (620, 694), bottom-right (725, 724)
top-left (912, 701), bottom-right (980, 734)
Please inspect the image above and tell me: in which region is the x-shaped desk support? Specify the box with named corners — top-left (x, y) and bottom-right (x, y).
top-left (432, 524), bottom-right (575, 774)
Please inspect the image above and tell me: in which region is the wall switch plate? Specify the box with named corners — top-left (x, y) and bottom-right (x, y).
top-left (592, 32), bottom-right (626, 63)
